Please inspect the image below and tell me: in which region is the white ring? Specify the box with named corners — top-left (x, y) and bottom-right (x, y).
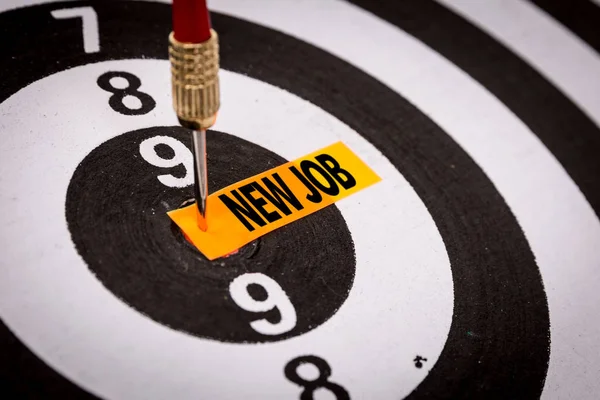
top-left (0, 59), bottom-right (453, 399)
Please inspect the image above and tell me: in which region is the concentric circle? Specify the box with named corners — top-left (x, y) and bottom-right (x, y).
top-left (0, 57), bottom-right (454, 399)
top-left (65, 125), bottom-right (356, 343)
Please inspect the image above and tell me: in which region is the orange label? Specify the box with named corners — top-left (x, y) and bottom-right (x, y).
top-left (167, 141), bottom-right (381, 260)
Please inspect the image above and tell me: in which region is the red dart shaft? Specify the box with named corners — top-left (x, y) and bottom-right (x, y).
top-left (172, 0), bottom-right (211, 43)
top-left (170, 0), bottom-right (219, 231)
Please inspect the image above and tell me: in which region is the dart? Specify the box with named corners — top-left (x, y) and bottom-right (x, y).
top-left (169, 0), bottom-right (219, 231)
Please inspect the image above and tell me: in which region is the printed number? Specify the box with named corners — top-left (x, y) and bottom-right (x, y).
top-left (285, 355), bottom-right (350, 400)
top-left (51, 7), bottom-right (100, 53)
top-left (229, 273), bottom-right (297, 335)
top-left (139, 136), bottom-right (194, 188)
top-left (97, 71), bottom-right (156, 115)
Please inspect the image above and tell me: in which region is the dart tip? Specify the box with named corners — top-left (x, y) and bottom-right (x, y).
top-left (196, 205), bottom-right (208, 232)
top-left (192, 129), bottom-right (209, 232)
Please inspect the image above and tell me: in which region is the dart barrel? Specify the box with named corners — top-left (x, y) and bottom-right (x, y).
top-left (169, 29), bottom-right (220, 130)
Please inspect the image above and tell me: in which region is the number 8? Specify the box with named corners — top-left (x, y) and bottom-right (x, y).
top-left (229, 273), bottom-right (297, 335)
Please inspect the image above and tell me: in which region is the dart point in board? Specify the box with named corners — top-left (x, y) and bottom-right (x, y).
top-left (167, 0), bottom-right (382, 259)
top-left (170, 0), bottom-right (219, 231)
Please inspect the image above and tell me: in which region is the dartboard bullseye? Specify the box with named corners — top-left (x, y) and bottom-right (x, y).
top-left (66, 125), bottom-right (356, 343)
top-left (2, 0), bottom-right (600, 399)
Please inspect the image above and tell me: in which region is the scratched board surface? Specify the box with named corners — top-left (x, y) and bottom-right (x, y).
top-left (1, 0), bottom-right (599, 399)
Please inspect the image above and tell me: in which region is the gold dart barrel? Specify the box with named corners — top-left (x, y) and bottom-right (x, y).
top-left (169, 30), bottom-right (220, 130)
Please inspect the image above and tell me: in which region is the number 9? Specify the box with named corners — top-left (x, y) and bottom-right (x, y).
top-left (229, 273), bottom-right (297, 335)
top-left (138, 135), bottom-right (194, 188)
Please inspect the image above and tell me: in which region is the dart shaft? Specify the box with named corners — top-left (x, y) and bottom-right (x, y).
top-left (169, 0), bottom-right (219, 231)
top-left (172, 0), bottom-right (211, 43)
top-left (168, 30), bottom-right (220, 131)
top-left (192, 129), bottom-right (208, 231)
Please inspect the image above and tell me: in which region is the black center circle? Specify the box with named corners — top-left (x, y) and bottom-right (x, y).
top-left (65, 126), bottom-right (356, 343)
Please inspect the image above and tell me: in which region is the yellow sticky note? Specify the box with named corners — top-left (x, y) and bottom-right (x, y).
top-left (168, 141), bottom-right (381, 260)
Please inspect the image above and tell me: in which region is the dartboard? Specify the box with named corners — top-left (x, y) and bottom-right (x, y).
top-left (1, 0), bottom-right (599, 399)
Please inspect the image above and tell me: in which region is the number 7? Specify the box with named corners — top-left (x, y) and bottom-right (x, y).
top-left (51, 7), bottom-right (100, 54)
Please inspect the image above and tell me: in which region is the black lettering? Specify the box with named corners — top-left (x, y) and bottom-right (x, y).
top-left (290, 166), bottom-right (323, 203)
top-left (254, 173), bottom-right (304, 216)
top-left (315, 154), bottom-right (356, 190)
top-left (218, 190), bottom-right (267, 232)
top-left (239, 183), bottom-right (281, 223)
top-left (300, 160), bottom-right (340, 196)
